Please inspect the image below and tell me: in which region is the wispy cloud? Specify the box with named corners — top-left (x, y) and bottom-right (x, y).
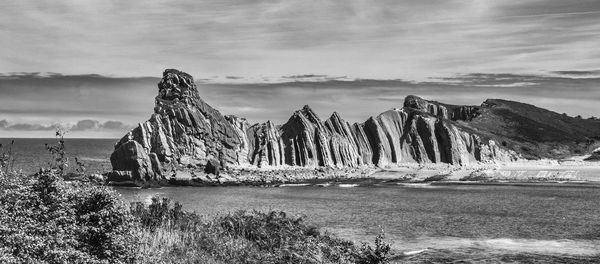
top-left (1, 1), bottom-right (599, 79)
top-left (550, 70), bottom-right (600, 78)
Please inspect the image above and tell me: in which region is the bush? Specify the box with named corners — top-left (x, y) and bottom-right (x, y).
top-left (1, 174), bottom-right (393, 264)
top-left (356, 229), bottom-right (391, 264)
top-left (131, 198), bottom-right (392, 264)
top-left (0, 171), bottom-right (136, 264)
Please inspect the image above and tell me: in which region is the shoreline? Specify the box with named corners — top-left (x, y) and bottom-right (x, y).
top-left (106, 160), bottom-right (600, 188)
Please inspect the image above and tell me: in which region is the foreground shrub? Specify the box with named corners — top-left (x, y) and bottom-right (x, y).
top-left (131, 198), bottom-right (392, 264)
top-left (356, 229), bottom-right (391, 264)
top-left (0, 171), bottom-right (136, 264)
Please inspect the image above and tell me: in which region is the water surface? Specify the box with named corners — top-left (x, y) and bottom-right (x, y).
top-left (0, 138), bottom-right (114, 174)
top-left (116, 184), bottom-right (600, 256)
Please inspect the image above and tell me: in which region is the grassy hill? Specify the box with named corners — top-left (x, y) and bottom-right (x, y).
top-left (460, 99), bottom-right (600, 159)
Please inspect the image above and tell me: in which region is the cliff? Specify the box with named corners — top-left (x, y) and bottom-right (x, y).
top-left (109, 69), bottom-right (242, 182)
top-left (108, 69), bottom-right (600, 183)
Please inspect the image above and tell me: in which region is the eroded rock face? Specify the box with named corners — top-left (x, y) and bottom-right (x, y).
top-left (246, 121), bottom-right (284, 167)
top-left (109, 70), bottom-right (518, 182)
top-left (279, 105), bottom-right (334, 167)
top-left (404, 95), bottom-right (480, 121)
top-left (225, 115), bottom-right (250, 166)
top-left (324, 112), bottom-right (362, 167)
top-left (110, 69), bottom-right (241, 182)
top-left (239, 101), bottom-right (514, 168)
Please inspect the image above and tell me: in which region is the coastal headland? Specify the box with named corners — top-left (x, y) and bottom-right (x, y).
top-left (106, 69), bottom-right (600, 187)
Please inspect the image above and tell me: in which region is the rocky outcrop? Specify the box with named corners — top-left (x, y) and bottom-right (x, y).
top-left (246, 121), bottom-right (284, 167)
top-left (585, 148), bottom-right (600, 161)
top-left (110, 69), bottom-right (241, 183)
top-left (110, 70), bottom-right (522, 183)
top-left (324, 112), bottom-right (362, 167)
top-left (279, 105), bottom-right (334, 167)
top-left (404, 95), bottom-right (480, 121)
top-left (225, 115), bottom-right (250, 166)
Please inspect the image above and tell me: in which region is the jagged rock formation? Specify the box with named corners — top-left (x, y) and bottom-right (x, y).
top-left (109, 69), bottom-right (600, 182)
top-left (109, 69), bottom-right (241, 182)
top-left (224, 115), bottom-right (250, 166)
top-left (245, 121), bottom-right (284, 167)
top-left (404, 95), bottom-right (480, 121)
top-left (324, 112), bottom-right (363, 167)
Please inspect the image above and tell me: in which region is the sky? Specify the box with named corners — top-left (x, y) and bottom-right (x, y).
top-left (1, 0), bottom-right (599, 138)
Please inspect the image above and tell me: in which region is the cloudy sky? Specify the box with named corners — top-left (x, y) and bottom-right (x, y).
top-left (1, 0), bottom-right (599, 138)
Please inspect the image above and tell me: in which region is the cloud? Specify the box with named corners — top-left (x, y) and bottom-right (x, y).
top-left (71, 120), bottom-right (100, 131)
top-left (0, 119), bottom-right (133, 132)
top-left (0, 72), bottom-right (159, 126)
top-left (551, 70), bottom-right (600, 77)
top-left (1, 1), bottom-right (599, 79)
top-left (101, 121), bottom-right (131, 130)
top-left (0, 121), bottom-right (57, 131)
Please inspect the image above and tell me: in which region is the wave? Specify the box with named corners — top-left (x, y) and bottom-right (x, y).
top-left (78, 157), bottom-right (109, 162)
top-left (396, 183), bottom-right (439, 188)
top-left (397, 237), bottom-right (600, 256)
top-left (278, 183), bottom-right (311, 187)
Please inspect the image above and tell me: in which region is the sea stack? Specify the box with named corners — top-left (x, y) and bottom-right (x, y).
top-left (109, 69), bottom-right (242, 182)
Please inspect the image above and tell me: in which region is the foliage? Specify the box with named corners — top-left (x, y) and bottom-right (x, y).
top-left (130, 197), bottom-right (186, 232)
top-left (1, 171), bottom-right (393, 264)
top-left (45, 129), bottom-right (69, 176)
top-left (75, 157), bottom-right (87, 175)
top-left (0, 140), bottom-right (16, 177)
top-left (0, 171), bottom-right (136, 264)
top-left (131, 198), bottom-right (392, 264)
top-left (356, 228), bottom-right (392, 264)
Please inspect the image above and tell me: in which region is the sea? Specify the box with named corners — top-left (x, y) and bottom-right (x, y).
top-left (0, 138), bottom-right (115, 175)
top-left (3, 138), bottom-right (600, 258)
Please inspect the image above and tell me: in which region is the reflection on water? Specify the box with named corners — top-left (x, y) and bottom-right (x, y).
top-left (115, 184), bottom-right (600, 256)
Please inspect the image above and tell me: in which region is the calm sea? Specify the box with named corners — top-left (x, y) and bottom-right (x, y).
top-left (0, 138), bottom-right (115, 175)
top-left (117, 184), bottom-right (600, 256)
top-left (3, 138), bottom-right (600, 256)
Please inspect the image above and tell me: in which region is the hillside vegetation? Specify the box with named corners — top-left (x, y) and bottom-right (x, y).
top-left (466, 99), bottom-right (600, 159)
top-left (421, 97), bottom-right (600, 160)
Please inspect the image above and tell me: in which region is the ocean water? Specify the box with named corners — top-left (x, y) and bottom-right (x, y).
top-left (0, 138), bottom-right (115, 174)
top-left (116, 184), bottom-right (600, 257)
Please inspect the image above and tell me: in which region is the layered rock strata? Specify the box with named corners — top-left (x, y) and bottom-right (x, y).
top-left (109, 69), bottom-right (241, 182)
top-left (109, 69), bottom-right (519, 183)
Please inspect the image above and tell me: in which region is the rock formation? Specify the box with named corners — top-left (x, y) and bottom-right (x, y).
top-left (109, 69), bottom-right (600, 183)
top-left (109, 69), bottom-right (241, 182)
top-left (585, 148), bottom-right (600, 161)
top-left (246, 121), bottom-right (284, 167)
